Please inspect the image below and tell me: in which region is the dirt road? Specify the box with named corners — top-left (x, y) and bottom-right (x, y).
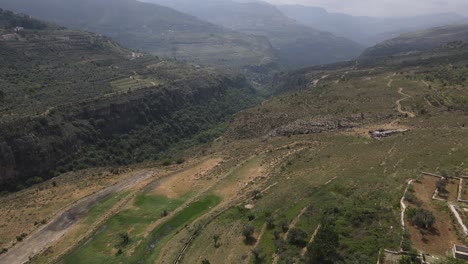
top-left (396, 88), bottom-right (416, 118)
top-left (0, 170), bottom-right (154, 264)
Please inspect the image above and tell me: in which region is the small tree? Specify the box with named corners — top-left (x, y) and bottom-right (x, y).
top-left (266, 216), bottom-right (275, 229)
top-left (212, 234), bottom-right (221, 248)
top-left (251, 247), bottom-right (264, 263)
top-left (160, 209), bottom-right (168, 218)
top-left (201, 259), bottom-right (210, 264)
top-left (287, 228), bottom-right (308, 247)
top-left (412, 208), bottom-right (435, 229)
top-left (116, 232), bottom-right (130, 248)
top-left (278, 219), bottom-right (289, 232)
top-left (436, 178), bottom-right (448, 193)
top-left (242, 224), bottom-right (255, 243)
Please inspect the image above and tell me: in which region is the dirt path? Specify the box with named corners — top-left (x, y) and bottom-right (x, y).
top-left (272, 207), bottom-right (308, 264)
top-left (396, 88), bottom-right (416, 118)
top-left (244, 223), bottom-right (268, 264)
top-left (387, 79), bottom-right (393, 88)
top-left (312, 75), bottom-right (329, 87)
top-left (0, 170), bottom-right (155, 264)
top-left (300, 224), bottom-right (321, 257)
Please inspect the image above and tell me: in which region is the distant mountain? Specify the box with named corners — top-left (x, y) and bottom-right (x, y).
top-left (278, 5), bottom-right (468, 46)
top-left (359, 24), bottom-right (468, 60)
top-left (0, 0), bottom-right (279, 79)
top-left (144, 0), bottom-right (365, 68)
top-left (0, 9), bottom-right (260, 190)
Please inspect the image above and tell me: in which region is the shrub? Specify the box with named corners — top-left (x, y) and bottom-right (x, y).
top-left (266, 216), bottom-right (275, 229)
top-left (115, 232), bottom-right (130, 248)
top-left (160, 209), bottom-right (168, 218)
top-left (436, 178), bottom-right (448, 193)
top-left (287, 228), bottom-right (308, 247)
top-left (411, 208), bottom-right (435, 229)
top-left (251, 247), bottom-right (264, 263)
top-left (242, 224), bottom-right (255, 242)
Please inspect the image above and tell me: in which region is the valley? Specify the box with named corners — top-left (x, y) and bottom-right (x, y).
top-left (0, 2), bottom-right (468, 264)
top-left (2, 46), bottom-right (468, 263)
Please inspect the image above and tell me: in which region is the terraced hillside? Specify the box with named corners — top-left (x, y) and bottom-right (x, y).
top-left (0, 10), bottom-right (260, 191)
top-left (0, 0), bottom-right (280, 80)
top-left (1, 21), bottom-right (467, 264)
top-left (147, 0), bottom-right (364, 68)
top-left (360, 23), bottom-right (468, 61)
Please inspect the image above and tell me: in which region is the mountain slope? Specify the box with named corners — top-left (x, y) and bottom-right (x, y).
top-left (144, 0), bottom-right (364, 68)
top-left (278, 5), bottom-right (468, 46)
top-left (0, 0), bottom-right (279, 78)
top-left (0, 9), bottom-right (260, 190)
top-left (359, 24), bottom-right (468, 61)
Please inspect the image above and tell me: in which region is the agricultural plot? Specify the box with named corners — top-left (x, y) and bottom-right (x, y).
top-left (459, 178), bottom-right (468, 201)
top-left (110, 76), bottom-right (161, 92)
top-left (405, 175), bottom-right (464, 257)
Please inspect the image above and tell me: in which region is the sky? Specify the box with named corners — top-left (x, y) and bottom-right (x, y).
top-left (263, 0), bottom-right (468, 17)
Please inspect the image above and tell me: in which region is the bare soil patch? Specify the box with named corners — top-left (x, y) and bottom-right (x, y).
top-left (152, 157), bottom-right (223, 198)
top-left (407, 176), bottom-right (463, 256)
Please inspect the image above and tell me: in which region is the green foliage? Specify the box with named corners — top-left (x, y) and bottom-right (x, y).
top-left (242, 224), bottom-right (255, 242)
top-left (287, 228), bottom-right (308, 247)
top-left (0, 9), bottom-right (48, 30)
top-left (411, 208), bottom-right (435, 229)
top-left (436, 178), bottom-right (448, 193)
top-left (305, 215), bottom-right (340, 264)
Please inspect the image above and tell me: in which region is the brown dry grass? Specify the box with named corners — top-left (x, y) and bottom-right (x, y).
top-left (0, 168), bottom-right (132, 249)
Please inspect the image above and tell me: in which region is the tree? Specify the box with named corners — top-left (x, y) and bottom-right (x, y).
top-left (436, 178), bottom-right (448, 193)
top-left (305, 220), bottom-right (340, 264)
top-left (287, 228), bottom-right (308, 247)
top-left (212, 234), bottom-right (221, 248)
top-left (251, 247), bottom-right (264, 263)
top-left (412, 208), bottom-right (435, 229)
top-left (116, 232), bottom-right (130, 248)
top-left (201, 259), bottom-right (210, 264)
top-left (242, 224), bottom-right (255, 243)
top-left (266, 216), bottom-right (275, 229)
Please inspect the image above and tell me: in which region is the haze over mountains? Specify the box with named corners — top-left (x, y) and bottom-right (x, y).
top-left (278, 5), bottom-right (468, 45)
top-left (0, 0), bottom-right (280, 81)
top-left (144, 0), bottom-right (365, 68)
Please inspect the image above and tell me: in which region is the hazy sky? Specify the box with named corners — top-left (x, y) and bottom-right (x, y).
top-left (263, 0), bottom-right (468, 17)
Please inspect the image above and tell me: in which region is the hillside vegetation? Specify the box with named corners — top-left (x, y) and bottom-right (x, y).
top-left (1, 6), bottom-right (468, 264)
top-left (0, 0), bottom-right (280, 80)
top-left (278, 5), bottom-right (468, 46)
top-left (0, 10), bottom-right (260, 191)
top-left (360, 24), bottom-right (468, 60)
top-left (5, 34), bottom-right (464, 264)
top-left (146, 0), bottom-right (364, 68)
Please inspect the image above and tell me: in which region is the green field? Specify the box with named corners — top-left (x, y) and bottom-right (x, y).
top-left (63, 194), bottom-right (221, 264)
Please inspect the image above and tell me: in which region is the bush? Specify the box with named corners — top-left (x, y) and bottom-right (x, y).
top-left (287, 228), bottom-right (308, 247)
top-left (242, 224), bottom-right (255, 243)
top-left (16, 233), bottom-right (27, 242)
top-left (411, 208), bottom-right (435, 229)
top-left (162, 160), bottom-right (172, 166)
top-left (251, 247), bottom-right (264, 263)
top-left (160, 209), bottom-right (168, 218)
top-left (115, 232), bottom-right (130, 248)
top-left (436, 178), bottom-right (448, 193)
